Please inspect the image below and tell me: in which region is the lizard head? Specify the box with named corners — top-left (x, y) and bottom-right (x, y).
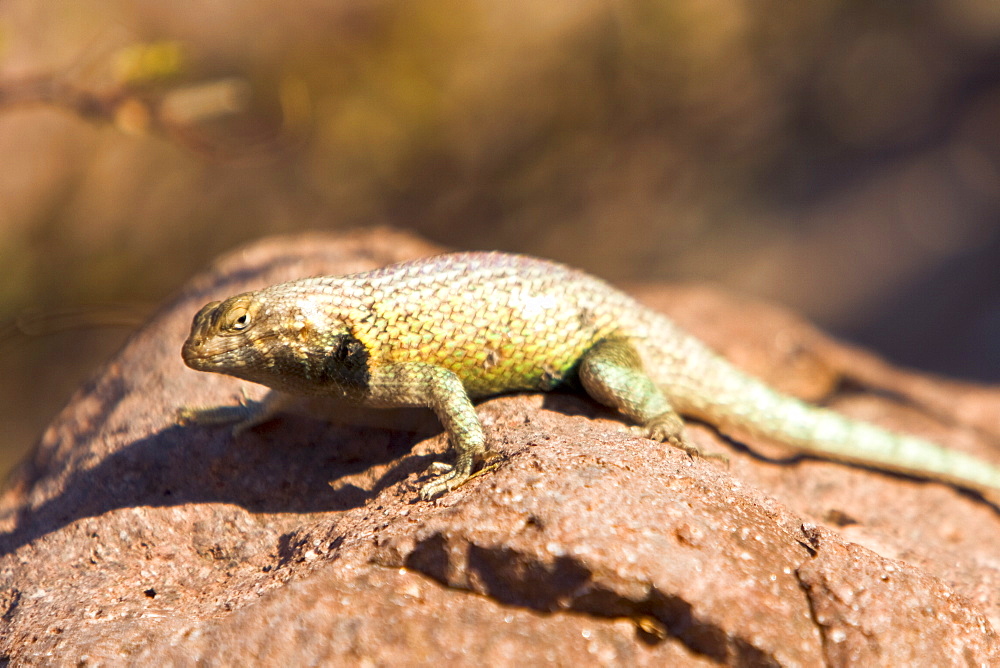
top-left (182, 290), bottom-right (371, 397)
top-left (182, 294), bottom-right (268, 376)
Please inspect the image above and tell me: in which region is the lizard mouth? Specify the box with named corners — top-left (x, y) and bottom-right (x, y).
top-left (181, 300), bottom-right (227, 371)
top-left (181, 335), bottom-right (213, 370)
top-left (181, 328), bottom-right (230, 371)
top-left (182, 330), bottom-right (259, 372)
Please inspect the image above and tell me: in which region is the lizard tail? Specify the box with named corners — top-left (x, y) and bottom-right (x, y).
top-left (670, 358), bottom-right (1000, 495)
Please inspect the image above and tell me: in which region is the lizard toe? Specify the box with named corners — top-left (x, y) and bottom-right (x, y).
top-left (419, 469), bottom-right (467, 500)
top-left (639, 412), bottom-right (686, 443)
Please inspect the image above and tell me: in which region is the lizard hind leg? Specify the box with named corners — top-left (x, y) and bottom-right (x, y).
top-left (578, 337), bottom-right (720, 461)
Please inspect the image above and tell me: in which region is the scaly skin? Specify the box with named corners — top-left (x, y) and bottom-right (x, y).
top-left (180, 251), bottom-right (1000, 500)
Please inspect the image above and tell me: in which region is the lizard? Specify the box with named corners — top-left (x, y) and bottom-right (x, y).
top-left (179, 251), bottom-right (1000, 501)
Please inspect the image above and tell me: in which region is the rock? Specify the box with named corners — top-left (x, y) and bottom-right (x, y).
top-left (1, 228), bottom-right (998, 665)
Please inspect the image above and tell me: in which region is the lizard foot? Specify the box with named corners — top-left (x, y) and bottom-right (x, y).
top-left (633, 415), bottom-right (729, 466)
top-left (419, 463), bottom-right (470, 500)
top-left (637, 411), bottom-right (686, 443)
top-left (176, 404), bottom-right (251, 428)
top-left (419, 451), bottom-right (502, 500)
top-left (177, 390), bottom-right (284, 437)
top-left (175, 402), bottom-right (263, 437)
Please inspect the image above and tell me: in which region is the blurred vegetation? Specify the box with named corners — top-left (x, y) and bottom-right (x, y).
top-left (2, 0), bottom-right (1000, 475)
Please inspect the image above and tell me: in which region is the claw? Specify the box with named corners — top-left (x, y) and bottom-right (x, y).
top-left (638, 414), bottom-right (728, 466)
top-left (419, 453), bottom-right (503, 500)
top-left (419, 466), bottom-right (468, 500)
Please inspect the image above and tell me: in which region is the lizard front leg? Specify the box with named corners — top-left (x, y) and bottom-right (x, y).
top-left (177, 389), bottom-right (293, 436)
top-left (366, 362), bottom-right (487, 500)
top-left (578, 337), bottom-right (713, 459)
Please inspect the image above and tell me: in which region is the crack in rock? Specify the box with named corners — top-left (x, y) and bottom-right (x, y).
top-left (392, 530), bottom-right (778, 667)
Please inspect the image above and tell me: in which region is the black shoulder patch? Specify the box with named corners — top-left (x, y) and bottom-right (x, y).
top-left (321, 332), bottom-right (371, 394)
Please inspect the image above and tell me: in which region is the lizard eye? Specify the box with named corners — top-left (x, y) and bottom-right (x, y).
top-left (225, 307), bottom-right (252, 332)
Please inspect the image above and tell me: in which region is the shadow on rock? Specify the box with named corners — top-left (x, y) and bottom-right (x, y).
top-left (0, 417), bottom-right (427, 555)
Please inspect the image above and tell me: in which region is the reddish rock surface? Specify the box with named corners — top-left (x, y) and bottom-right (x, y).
top-left (1, 228), bottom-right (999, 665)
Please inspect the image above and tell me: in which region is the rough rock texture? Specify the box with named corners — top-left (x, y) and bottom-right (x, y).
top-left (2, 228), bottom-right (1000, 666)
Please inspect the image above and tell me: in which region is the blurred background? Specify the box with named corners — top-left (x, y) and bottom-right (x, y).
top-left (1, 0), bottom-right (999, 476)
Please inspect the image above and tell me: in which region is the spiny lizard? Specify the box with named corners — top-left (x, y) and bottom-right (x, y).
top-left (180, 251), bottom-right (1000, 500)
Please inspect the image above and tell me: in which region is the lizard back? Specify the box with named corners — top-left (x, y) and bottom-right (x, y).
top-left (264, 252), bottom-right (652, 397)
